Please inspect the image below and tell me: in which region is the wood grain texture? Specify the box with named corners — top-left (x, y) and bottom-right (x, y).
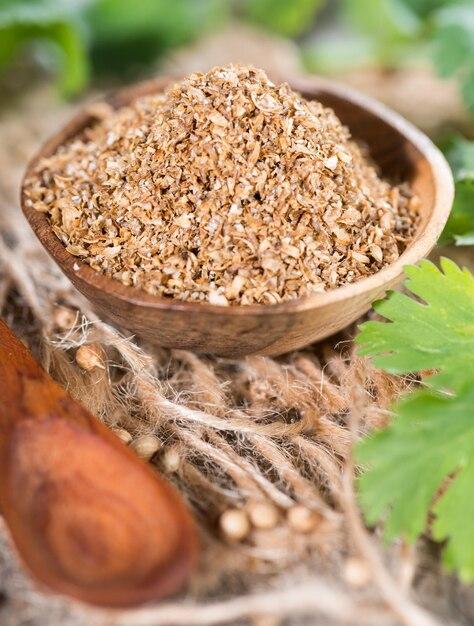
top-left (21, 75), bottom-right (454, 357)
top-left (0, 320), bottom-right (198, 607)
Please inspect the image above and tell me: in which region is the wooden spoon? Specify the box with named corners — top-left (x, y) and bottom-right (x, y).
top-left (0, 320), bottom-right (198, 607)
top-left (21, 75), bottom-right (454, 358)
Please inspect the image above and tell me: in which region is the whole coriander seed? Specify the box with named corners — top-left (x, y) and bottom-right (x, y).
top-left (343, 557), bottom-right (372, 588)
top-left (75, 344), bottom-right (105, 371)
top-left (287, 505), bottom-right (320, 533)
top-left (161, 446), bottom-right (181, 473)
top-left (248, 502), bottom-right (279, 530)
top-left (220, 508), bottom-right (250, 542)
top-left (113, 428), bottom-right (132, 445)
top-left (131, 434), bottom-right (161, 460)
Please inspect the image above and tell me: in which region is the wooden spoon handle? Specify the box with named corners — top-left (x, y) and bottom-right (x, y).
top-left (0, 320), bottom-right (198, 607)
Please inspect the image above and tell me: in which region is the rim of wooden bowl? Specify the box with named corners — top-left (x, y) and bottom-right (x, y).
top-left (21, 75), bottom-right (454, 318)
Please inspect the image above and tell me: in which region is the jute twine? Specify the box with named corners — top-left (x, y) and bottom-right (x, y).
top-left (0, 29), bottom-right (470, 626)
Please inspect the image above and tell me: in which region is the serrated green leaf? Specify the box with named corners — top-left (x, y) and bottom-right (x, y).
top-left (433, 458), bottom-right (474, 582)
top-left (358, 380), bottom-right (474, 574)
top-left (357, 259), bottom-right (474, 388)
top-left (358, 385), bottom-right (471, 537)
top-left (357, 259), bottom-right (474, 581)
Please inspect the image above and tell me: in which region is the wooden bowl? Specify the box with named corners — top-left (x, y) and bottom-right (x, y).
top-left (21, 75), bottom-right (454, 358)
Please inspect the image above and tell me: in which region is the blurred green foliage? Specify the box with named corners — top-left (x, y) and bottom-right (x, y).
top-left (402, 0), bottom-right (459, 16)
top-left (440, 135), bottom-right (474, 245)
top-left (329, 0), bottom-right (474, 244)
top-left (86, 0), bottom-right (230, 78)
top-left (1, 0), bottom-right (473, 119)
top-left (241, 0), bottom-right (325, 37)
top-left (431, 3), bottom-right (474, 115)
top-left (305, 0), bottom-right (474, 115)
top-left (0, 0), bottom-right (327, 95)
top-left (0, 0), bottom-right (230, 92)
top-left (0, 0), bottom-right (89, 96)
top-left (343, 0), bottom-right (422, 64)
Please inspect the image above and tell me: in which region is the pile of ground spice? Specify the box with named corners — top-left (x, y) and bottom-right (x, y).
top-left (24, 65), bottom-right (418, 305)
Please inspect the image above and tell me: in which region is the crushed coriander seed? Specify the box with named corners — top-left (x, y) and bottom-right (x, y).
top-left (24, 65), bottom-right (418, 305)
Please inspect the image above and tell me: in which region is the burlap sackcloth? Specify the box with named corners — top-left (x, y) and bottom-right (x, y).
top-left (0, 26), bottom-right (473, 626)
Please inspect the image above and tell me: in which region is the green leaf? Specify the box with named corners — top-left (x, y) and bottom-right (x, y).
top-left (433, 457), bottom-right (474, 581)
top-left (440, 136), bottom-right (474, 244)
top-left (358, 380), bottom-right (474, 581)
top-left (358, 385), bottom-right (473, 525)
top-left (356, 259), bottom-right (474, 581)
top-left (357, 258), bottom-right (474, 387)
top-left (241, 0), bottom-right (326, 37)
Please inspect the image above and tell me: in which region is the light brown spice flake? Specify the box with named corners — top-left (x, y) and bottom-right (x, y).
top-left (323, 155), bottom-right (339, 170)
top-left (351, 251), bottom-right (371, 264)
top-left (209, 110), bottom-right (228, 127)
top-left (369, 243), bottom-right (384, 263)
top-left (208, 291), bottom-right (229, 306)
